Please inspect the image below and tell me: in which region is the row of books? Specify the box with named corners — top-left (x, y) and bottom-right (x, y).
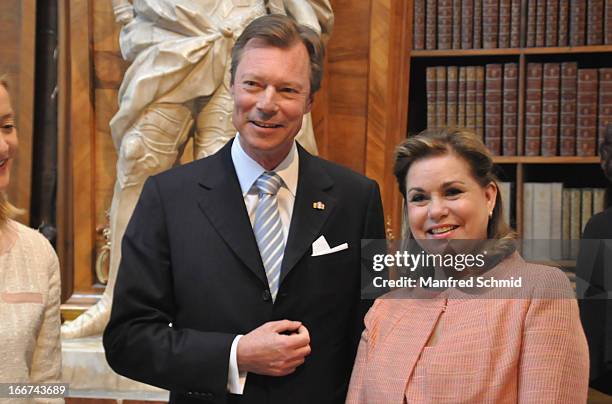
top-left (526, 0), bottom-right (612, 47)
top-left (523, 183), bottom-right (607, 260)
top-left (426, 63), bottom-right (519, 155)
top-left (425, 63), bottom-right (612, 156)
top-left (413, 0), bottom-right (612, 50)
top-left (525, 64), bottom-right (611, 156)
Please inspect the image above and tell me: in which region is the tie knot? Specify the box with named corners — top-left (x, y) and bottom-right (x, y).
top-left (255, 172), bottom-right (282, 196)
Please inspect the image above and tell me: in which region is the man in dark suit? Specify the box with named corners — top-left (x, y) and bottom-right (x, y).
top-left (103, 14), bottom-right (385, 404)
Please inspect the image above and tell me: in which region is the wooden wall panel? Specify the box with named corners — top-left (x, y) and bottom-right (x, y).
top-left (93, 88), bottom-right (118, 253)
top-left (92, 0), bottom-right (124, 276)
top-left (0, 0), bottom-right (35, 222)
top-left (366, 0), bottom-right (411, 239)
top-left (319, 0), bottom-right (372, 174)
top-left (60, 0), bottom-right (126, 302)
top-left (69, 0), bottom-right (96, 295)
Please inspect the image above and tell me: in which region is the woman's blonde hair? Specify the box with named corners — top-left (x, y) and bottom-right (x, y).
top-left (394, 127), bottom-right (516, 257)
top-left (0, 75), bottom-right (23, 223)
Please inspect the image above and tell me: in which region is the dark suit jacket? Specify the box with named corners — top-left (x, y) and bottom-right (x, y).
top-left (103, 140), bottom-right (385, 404)
top-left (576, 207), bottom-right (612, 394)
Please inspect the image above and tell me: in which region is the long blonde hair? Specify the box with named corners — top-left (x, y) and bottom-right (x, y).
top-left (0, 75), bottom-right (23, 224)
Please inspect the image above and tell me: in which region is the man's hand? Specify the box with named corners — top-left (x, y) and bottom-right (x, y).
top-left (237, 320), bottom-right (311, 376)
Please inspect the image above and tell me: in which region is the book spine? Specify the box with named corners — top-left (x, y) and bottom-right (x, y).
top-left (527, 0), bottom-right (537, 46)
top-left (598, 68), bottom-right (612, 150)
top-left (426, 67), bottom-right (437, 129)
top-left (593, 188), bottom-right (606, 213)
top-left (483, 0), bottom-right (500, 48)
top-left (525, 63), bottom-right (543, 156)
top-left (577, 68), bottom-right (599, 156)
top-left (560, 62), bottom-right (578, 156)
top-left (485, 63), bottom-right (503, 155)
top-left (606, 0), bottom-right (612, 44)
top-left (499, 182), bottom-right (512, 227)
top-left (453, 0), bottom-right (463, 48)
top-left (523, 183), bottom-right (534, 258)
top-left (438, 0), bottom-right (453, 49)
top-left (426, 0), bottom-right (438, 49)
top-left (499, 0), bottom-right (512, 48)
top-left (535, 0), bottom-right (546, 47)
top-left (476, 66), bottom-right (486, 140)
top-left (466, 66), bottom-right (477, 130)
top-left (545, 0), bottom-right (559, 46)
top-left (581, 189), bottom-right (593, 232)
top-left (569, 0), bottom-right (586, 46)
top-left (447, 66), bottom-right (459, 127)
top-left (587, 0), bottom-right (604, 45)
top-left (510, 0), bottom-right (522, 47)
top-left (436, 66), bottom-right (448, 128)
top-left (503, 63), bottom-right (518, 155)
top-left (551, 182), bottom-right (564, 259)
top-left (569, 188), bottom-right (581, 258)
top-left (461, 0), bottom-right (475, 48)
top-left (541, 63), bottom-right (561, 156)
top-left (562, 188), bottom-right (571, 259)
top-left (458, 66), bottom-right (467, 127)
top-left (558, 0), bottom-right (570, 46)
top-left (474, 0), bottom-right (483, 48)
top-left (533, 183), bottom-right (553, 259)
top-left (413, 0), bottom-right (426, 49)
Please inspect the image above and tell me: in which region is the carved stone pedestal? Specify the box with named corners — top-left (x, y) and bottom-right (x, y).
top-left (62, 336), bottom-right (169, 402)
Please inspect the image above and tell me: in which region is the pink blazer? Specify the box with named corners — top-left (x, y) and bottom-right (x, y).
top-left (347, 253), bottom-right (589, 403)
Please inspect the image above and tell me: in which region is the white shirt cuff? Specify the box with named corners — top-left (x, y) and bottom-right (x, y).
top-left (227, 335), bottom-right (247, 394)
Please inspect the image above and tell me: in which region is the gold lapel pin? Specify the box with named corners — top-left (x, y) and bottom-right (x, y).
top-left (312, 201), bottom-right (325, 210)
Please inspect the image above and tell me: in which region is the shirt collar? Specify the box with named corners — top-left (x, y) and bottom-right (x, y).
top-left (231, 133), bottom-right (299, 197)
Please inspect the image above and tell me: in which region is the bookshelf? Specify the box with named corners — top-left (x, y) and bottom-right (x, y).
top-left (412, 45), bottom-right (612, 57)
top-left (395, 0), bottom-right (612, 264)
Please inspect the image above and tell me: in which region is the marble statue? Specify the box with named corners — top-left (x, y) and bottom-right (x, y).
top-left (61, 0), bottom-right (333, 338)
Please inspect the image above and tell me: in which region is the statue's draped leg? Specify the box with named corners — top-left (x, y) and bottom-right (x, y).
top-left (61, 103), bottom-right (194, 338)
top-left (194, 79), bottom-right (236, 159)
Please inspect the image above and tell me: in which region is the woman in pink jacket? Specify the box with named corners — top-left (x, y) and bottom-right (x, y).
top-left (347, 128), bottom-right (589, 403)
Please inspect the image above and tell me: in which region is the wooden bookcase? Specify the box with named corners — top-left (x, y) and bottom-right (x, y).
top-left (374, 0), bottom-right (612, 250)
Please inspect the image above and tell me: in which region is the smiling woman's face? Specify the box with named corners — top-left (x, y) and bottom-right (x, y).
top-left (405, 152), bottom-right (497, 241)
top-left (0, 84), bottom-right (17, 193)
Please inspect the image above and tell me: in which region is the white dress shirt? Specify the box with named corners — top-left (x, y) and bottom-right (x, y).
top-left (226, 134), bottom-right (299, 394)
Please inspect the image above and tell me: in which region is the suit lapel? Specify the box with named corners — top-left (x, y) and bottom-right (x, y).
top-left (196, 141), bottom-right (268, 286)
top-left (281, 146), bottom-right (335, 283)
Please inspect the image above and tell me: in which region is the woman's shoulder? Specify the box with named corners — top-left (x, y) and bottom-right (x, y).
top-left (9, 220), bottom-right (57, 261)
top-left (11, 219), bottom-right (48, 242)
top-left (501, 252), bottom-right (574, 298)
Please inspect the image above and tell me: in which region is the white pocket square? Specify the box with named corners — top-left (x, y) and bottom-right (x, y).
top-left (311, 235), bottom-right (349, 256)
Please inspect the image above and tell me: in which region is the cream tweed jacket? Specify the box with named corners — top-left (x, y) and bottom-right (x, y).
top-left (0, 220), bottom-right (63, 403)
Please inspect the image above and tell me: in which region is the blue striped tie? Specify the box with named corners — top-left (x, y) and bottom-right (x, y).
top-left (253, 172), bottom-right (285, 301)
